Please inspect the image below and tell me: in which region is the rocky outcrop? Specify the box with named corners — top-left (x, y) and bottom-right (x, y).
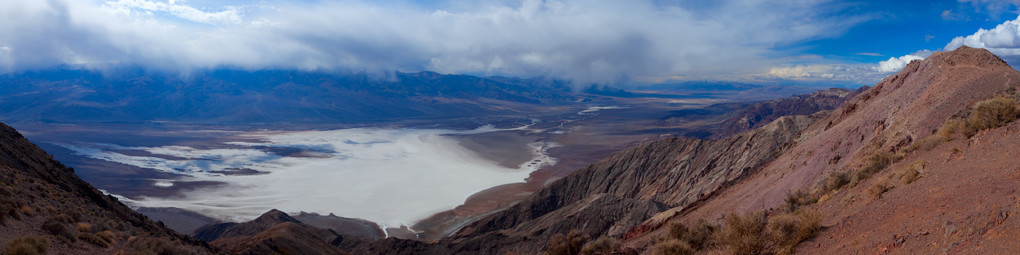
top-left (711, 87), bottom-right (864, 138)
top-left (0, 122), bottom-right (214, 254)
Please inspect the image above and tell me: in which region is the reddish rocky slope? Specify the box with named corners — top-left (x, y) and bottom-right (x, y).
top-left (629, 46), bottom-right (1020, 254)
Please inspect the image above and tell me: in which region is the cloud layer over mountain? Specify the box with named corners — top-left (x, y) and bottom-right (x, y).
top-left (0, 0), bottom-right (867, 84)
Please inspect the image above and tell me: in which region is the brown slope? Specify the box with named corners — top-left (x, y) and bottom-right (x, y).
top-left (0, 122), bottom-right (214, 254)
top-left (683, 46), bottom-right (1019, 220)
top-left (798, 113), bottom-right (1020, 254)
top-left (633, 46), bottom-right (1020, 252)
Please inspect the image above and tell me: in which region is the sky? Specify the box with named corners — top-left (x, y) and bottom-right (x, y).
top-left (2, 0), bottom-right (1020, 86)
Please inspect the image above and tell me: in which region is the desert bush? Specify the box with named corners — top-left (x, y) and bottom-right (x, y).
top-left (907, 120), bottom-right (963, 152)
top-left (851, 152), bottom-right (902, 187)
top-left (78, 232), bottom-right (111, 248)
top-left (868, 181), bottom-right (892, 199)
top-left (546, 230), bottom-right (587, 255)
top-left (128, 237), bottom-right (208, 255)
top-left (19, 205), bottom-right (33, 217)
top-left (898, 161), bottom-right (924, 185)
top-left (717, 211), bottom-right (769, 255)
top-left (768, 210), bottom-right (823, 255)
top-left (52, 213), bottom-right (74, 224)
top-left (651, 239), bottom-right (694, 255)
top-left (580, 237), bottom-right (621, 255)
top-left (3, 236), bottom-right (47, 255)
top-left (667, 219), bottom-right (717, 250)
top-left (964, 96), bottom-right (1018, 137)
top-left (0, 202), bottom-right (18, 224)
top-left (76, 222), bottom-right (93, 233)
top-left (784, 189), bottom-right (815, 213)
top-left (41, 217), bottom-right (77, 244)
top-left (819, 170), bottom-right (851, 194)
top-left (97, 230), bottom-right (117, 244)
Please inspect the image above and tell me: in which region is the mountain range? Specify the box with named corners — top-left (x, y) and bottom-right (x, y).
top-left (1, 46), bottom-right (1017, 254)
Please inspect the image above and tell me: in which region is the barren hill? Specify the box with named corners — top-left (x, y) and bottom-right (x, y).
top-left (0, 122), bottom-right (214, 254)
top-left (628, 46), bottom-right (1020, 253)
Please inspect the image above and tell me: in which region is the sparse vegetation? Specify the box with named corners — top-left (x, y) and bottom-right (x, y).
top-left (819, 170), bottom-right (851, 195)
top-left (128, 237), bottom-right (208, 255)
top-left (768, 210), bottom-right (822, 255)
top-left (666, 219), bottom-right (717, 250)
top-left (897, 161), bottom-right (924, 185)
top-left (656, 209), bottom-right (824, 255)
top-left (97, 230), bottom-right (117, 244)
top-left (3, 236), bottom-right (48, 255)
top-left (717, 211), bottom-right (769, 255)
top-left (77, 222), bottom-right (93, 233)
top-left (580, 237), bottom-right (621, 255)
top-left (79, 232), bottom-right (111, 248)
top-left (850, 152), bottom-right (902, 187)
top-left (42, 217), bottom-right (77, 244)
top-left (19, 205), bottom-right (33, 217)
top-left (652, 239), bottom-right (694, 255)
top-left (546, 230), bottom-right (587, 255)
top-left (868, 181), bottom-right (892, 199)
top-left (907, 119), bottom-right (963, 152)
top-left (784, 189), bottom-right (814, 213)
top-left (963, 95), bottom-right (1018, 137)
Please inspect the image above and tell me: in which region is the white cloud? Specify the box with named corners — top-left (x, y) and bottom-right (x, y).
top-left (0, 0), bottom-right (869, 84)
top-left (876, 54), bottom-right (925, 73)
top-left (945, 15), bottom-right (1020, 63)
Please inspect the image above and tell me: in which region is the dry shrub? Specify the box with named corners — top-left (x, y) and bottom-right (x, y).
top-left (717, 211), bottom-right (769, 255)
top-left (128, 237), bottom-right (208, 255)
top-left (783, 189), bottom-right (815, 213)
top-left (908, 120), bottom-right (963, 152)
top-left (41, 217), bottom-right (77, 244)
top-left (666, 219), bottom-right (717, 250)
top-left (3, 236), bottom-right (47, 255)
top-left (898, 161), bottom-right (924, 185)
top-left (78, 233), bottom-right (111, 248)
top-left (580, 237), bottom-right (621, 255)
top-left (768, 210), bottom-right (823, 255)
top-left (868, 181), bottom-right (892, 199)
top-left (19, 205), bottom-right (33, 217)
top-left (964, 96), bottom-right (1018, 137)
top-left (818, 170), bottom-right (851, 195)
top-left (76, 222), bottom-right (93, 233)
top-left (97, 230), bottom-right (117, 244)
top-left (51, 214), bottom-right (74, 224)
top-left (652, 239), bottom-right (694, 255)
top-left (0, 202), bottom-right (18, 224)
top-left (851, 152), bottom-right (902, 187)
top-left (546, 230), bottom-right (587, 255)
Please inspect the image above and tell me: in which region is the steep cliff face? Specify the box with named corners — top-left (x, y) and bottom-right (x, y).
top-left (458, 114), bottom-right (820, 238)
top-left (0, 122), bottom-right (213, 254)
